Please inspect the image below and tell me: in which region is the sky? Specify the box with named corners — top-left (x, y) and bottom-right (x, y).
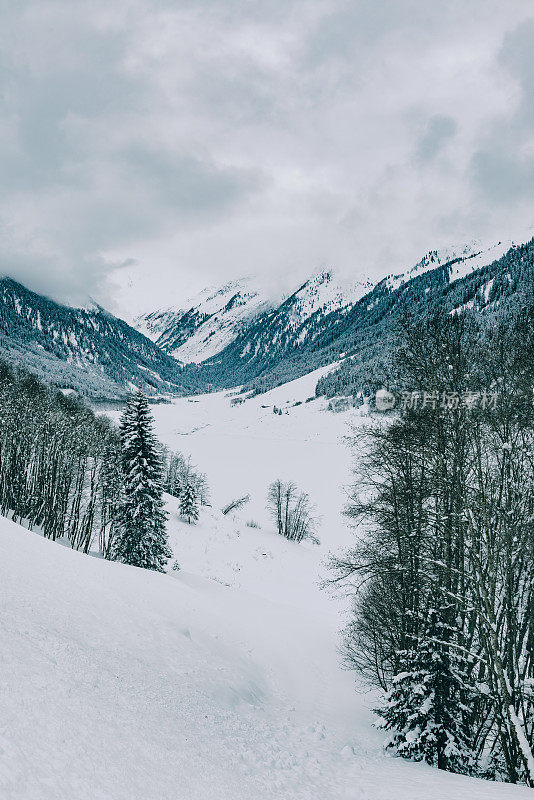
top-left (1, 0), bottom-right (533, 316)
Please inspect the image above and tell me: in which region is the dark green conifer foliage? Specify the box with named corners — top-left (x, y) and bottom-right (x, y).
top-left (179, 480), bottom-right (199, 524)
top-left (376, 610), bottom-right (474, 774)
top-left (113, 391), bottom-right (171, 571)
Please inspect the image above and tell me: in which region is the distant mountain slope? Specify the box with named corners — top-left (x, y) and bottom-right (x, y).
top-left (137, 279), bottom-right (274, 363)
top-left (314, 237), bottom-right (534, 398)
top-left (183, 237), bottom-right (534, 396)
top-left (136, 271), bottom-right (375, 365)
top-left (0, 278), bottom-right (197, 399)
top-left (136, 238), bottom-right (528, 398)
top-left (1, 236), bottom-right (531, 402)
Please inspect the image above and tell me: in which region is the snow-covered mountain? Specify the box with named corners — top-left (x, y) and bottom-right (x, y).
top-left (379, 237), bottom-right (517, 293)
top-left (0, 234), bottom-right (531, 402)
top-left (187, 235), bottom-right (534, 395)
top-left (137, 279), bottom-right (275, 363)
top-left (137, 237), bottom-right (526, 372)
top-left (0, 277), bottom-right (190, 399)
top-left (137, 271), bottom-right (375, 365)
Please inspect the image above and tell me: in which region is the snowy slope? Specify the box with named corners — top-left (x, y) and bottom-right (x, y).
top-left (218, 271), bottom-right (376, 371)
top-left (283, 270), bottom-right (373, 328)
top-left (104, 363), bottom-right (350, 540)
top-left (136, 271), bottom-right (374, 366)
top-left (3, 369), bottom-right (533, 799)
top-left (137, 279), bottom-right (274, 363)
top-left (381, 236), bottom-right (527, 292)
top-left (2, 509), bottom-right (532, 799)
top-left (92, 377), bottom-right (532, 798)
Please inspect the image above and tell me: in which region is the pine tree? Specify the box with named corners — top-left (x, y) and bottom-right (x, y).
top-left (179, 480), bottom-right (199, 524)
top-left (112, 391), bottom-right (171, 571)
top-left (376, 611), bottom-right (474, 775)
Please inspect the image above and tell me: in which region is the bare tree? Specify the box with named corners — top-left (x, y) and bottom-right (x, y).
top-left (267, 479), bottom-right (319, 543)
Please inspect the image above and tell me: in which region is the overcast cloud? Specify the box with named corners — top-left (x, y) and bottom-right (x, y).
top-left (0, 0), bottom-right (533, 314)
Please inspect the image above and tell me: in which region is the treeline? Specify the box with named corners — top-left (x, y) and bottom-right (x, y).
top-left (333, 307), bottom-right (534, 784)
top-left (0, 358), bottom-right (123, 553)
top-left (0, 358), bottom-right (208, 564)
top-left (0, 276), bottom-right (206, 400)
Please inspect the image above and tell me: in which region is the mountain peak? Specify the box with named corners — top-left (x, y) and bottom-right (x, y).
top-left (136, 276), bottom-right (274, 363)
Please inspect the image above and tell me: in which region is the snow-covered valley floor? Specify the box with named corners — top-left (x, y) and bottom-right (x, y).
top-left (1, 373), bottom-right (532, 799)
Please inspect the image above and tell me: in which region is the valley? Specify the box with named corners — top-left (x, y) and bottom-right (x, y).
top-left (2, 375), bottom-right (532, 799)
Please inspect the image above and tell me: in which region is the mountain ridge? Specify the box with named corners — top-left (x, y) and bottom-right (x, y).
top-left (0, 234), bottom-right (532, 401)
top-left (183, 235), bottom-right (534, 396)
top-left (0, 277), bottom-right (194, 400)
top-left (136, 237), bottom-right (521, 372)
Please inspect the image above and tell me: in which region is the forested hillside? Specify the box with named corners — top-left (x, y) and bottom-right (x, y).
top-left (0, 357), bottom-right (123, 551)
top-left (178, 238), bottom-right (533, 398)
top-left (0, 278), bottom-right (203, 399)
top-left (315, 238), bottom-right (534, 399)
top-left (0, 239), bottom-right (532, 403)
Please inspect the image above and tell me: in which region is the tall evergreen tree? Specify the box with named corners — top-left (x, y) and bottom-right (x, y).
top-left (179, 480), bottom-right (199, 524)
top-left (112, 391), bottom-right (171, 571)
top-left (376, 610), bottom-right (474, 774)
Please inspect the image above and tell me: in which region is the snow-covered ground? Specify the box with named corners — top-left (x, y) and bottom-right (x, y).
top-left (106, 365), bottom-right (353, 543)
top-left (1, 374), bottom-right (531, 798)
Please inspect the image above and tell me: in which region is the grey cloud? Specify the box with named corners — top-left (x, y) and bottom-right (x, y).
top-left (0, 243), bottom-right (122, 307)
top-left (123, 147), bottom-right (262, 214)
top-left (415, 116), bottom-right (457, 164)
top-left (499, 18), bottom-right (534, 126)
top-left (304, 0), bottom-right (469, 68)
top-left (0, 1), bottom-right (264, 302)
top-left (0, 9), bottom-right (137, 192)
top-left (0, 0), bottom-right (533, 312)
top-left (186, 66), bottom-right (277, 127)
top-left (305, 0), bottom-right (412, 66)
top-left (472, 142), bottom-right (534, 204)
top-left (471, 18), bottom-right (534, 206)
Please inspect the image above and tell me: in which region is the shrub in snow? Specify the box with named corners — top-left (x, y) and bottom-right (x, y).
top-left (222, 495), bottom-right (250, 515)
top-left (162, 451), bottom-right (210, 506)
